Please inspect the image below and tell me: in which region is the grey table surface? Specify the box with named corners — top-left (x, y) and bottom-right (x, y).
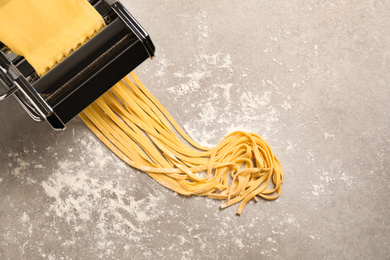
top-left (1, 0), bottom-right (389, 259)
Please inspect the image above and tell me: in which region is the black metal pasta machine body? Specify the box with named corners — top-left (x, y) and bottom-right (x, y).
top-left (0, 0), bottom-right (155, 130)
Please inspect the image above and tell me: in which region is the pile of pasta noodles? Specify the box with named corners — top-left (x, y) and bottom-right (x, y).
top-left (0, 0), bottom-right (284, 215)
top-left (80, 72), bottom-right (284, 214)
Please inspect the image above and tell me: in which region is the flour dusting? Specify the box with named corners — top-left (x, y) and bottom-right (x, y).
top-left (39, 133), bottom-right (170, 256)
top-left (340, 172), bottom-right (353, 187)
top-left (164, 49), bottom-right (286, 144)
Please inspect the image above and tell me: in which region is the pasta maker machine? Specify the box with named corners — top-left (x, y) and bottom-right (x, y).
top-left (0, 0), bottom-right (155, 130)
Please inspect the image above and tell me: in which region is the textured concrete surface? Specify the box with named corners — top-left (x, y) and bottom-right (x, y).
top-left (1, 0), bottom-right (389, 259)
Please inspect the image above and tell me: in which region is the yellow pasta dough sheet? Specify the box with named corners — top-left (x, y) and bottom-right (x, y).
top-left (0, 0), bottom-right (105, 76)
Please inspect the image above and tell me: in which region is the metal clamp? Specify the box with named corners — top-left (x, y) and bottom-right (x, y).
top-left (0, 86), bottom-right (18, 101)
top-left (0, 50), bottom-right (65, 129)
top-left (0, 55), bottom-right (18, 101)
